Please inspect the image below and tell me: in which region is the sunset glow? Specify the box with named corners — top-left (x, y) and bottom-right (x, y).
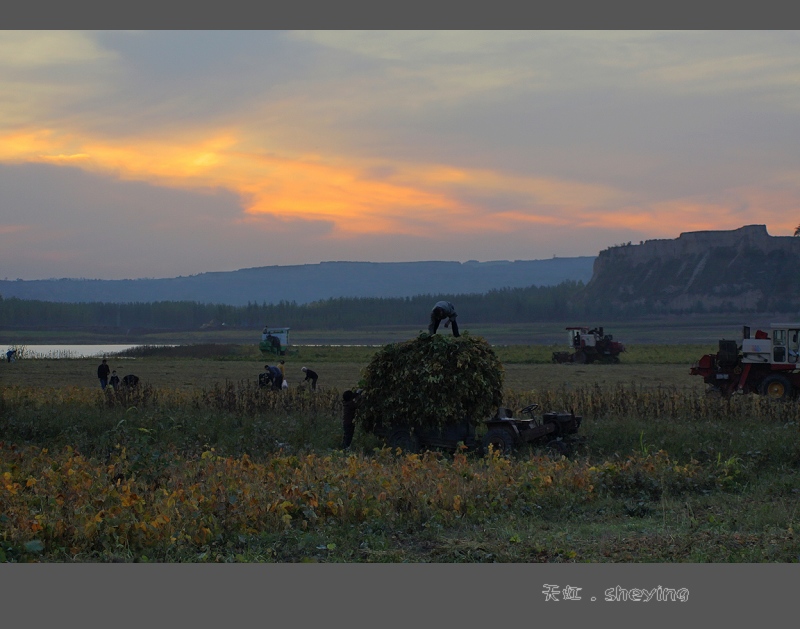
top-left (1, 30), bottom-right (799, 279)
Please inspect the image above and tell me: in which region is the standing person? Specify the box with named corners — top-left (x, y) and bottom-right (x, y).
top-left (428, 301), bottom-right (459, 337)
top-left (261, 325), bottom-right (269, 341)
top-left (301, 366), bottom-right (318, 390)
top-left (278, 360), bottom-right (286, 385)
top-left (109, 370), bottom-right (121, 390)
top-left (341, 389), bottom-right (363, 449)
top-left (97, 359), bottom-right (111, 390)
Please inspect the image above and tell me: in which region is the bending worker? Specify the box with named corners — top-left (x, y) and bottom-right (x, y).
top-left (428, 301), bottom-right (459, 337)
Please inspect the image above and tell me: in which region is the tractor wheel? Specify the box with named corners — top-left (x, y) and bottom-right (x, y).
top-left (546, 439), bottom-right (568, 457)
top-left (544, 419), bottom-right (562, 438)
top-left (482, 427), bottom-right (516, 456)
top-left (759, 374), bottom-right (794, 400)
top-left (574, 351), bottom-right (587, 364)
top-left (387, 428), bottom-right (420, 454)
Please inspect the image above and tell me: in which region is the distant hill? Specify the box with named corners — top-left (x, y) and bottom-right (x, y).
top-left (581, 225), bottom-right (800, 313)
top-left (0, 258), bottom-right (596, 306)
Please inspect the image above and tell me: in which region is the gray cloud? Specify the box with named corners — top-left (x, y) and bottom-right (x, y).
top-left (1, 31), bottom-right (800, 279)
top-left (0, 163), bottom-right (335, 279)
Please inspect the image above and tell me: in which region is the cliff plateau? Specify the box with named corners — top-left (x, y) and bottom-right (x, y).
top-left (582, 225), bottom-right (800, 313)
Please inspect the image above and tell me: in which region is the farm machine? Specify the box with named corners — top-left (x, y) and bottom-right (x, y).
top-left (690, 324), bottom-right (800, 400)
top-left (373, 403), bottom-right (582, 457)
top-left (552, 326), bottom-right (626, 364)
top-left (481, 403), bottom-right (582, 456)
top-left (259, 327), bottom-right (290, 356)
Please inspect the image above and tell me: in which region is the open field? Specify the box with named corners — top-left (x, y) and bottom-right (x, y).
top-left (0, 340), bottom-right (710, 393)
top-left (1, 341), bottom-right (798, 563)
top-left (0, 312), bottom-right (773, 346)
top-left (0, 355), bottom-right (706, 394)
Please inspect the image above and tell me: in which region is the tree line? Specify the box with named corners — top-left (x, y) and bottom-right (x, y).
top-left (0, 281), bottom-right (588, 331)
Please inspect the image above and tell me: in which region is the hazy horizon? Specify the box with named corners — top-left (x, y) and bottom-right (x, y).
top-left (1, 255), bottom-right (596, 283)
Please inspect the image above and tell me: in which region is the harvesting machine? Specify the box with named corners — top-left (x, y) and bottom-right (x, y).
top-left (690, 324), bottom-right (800, 400)
top-left (259, 327), bottom-right (290, 356)
top-left (552, 326), bottom-right (626, 364)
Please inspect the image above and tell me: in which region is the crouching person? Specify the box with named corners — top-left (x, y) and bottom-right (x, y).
top-left (121, 374), bottom-right (140, 388)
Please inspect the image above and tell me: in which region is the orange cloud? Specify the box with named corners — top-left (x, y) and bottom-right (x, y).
top-left (0, 127), bottom-right (495, 237)
top-left (0, 129), bottom-right (66, 160)
top-left (2, 125), bottom-right (798, 244)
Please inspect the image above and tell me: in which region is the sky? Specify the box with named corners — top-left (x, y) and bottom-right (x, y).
top-left (1, 30), bottom-right (799, 280)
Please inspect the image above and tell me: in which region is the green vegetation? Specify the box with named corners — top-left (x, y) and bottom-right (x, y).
top-left (2, 271), bottom-right (795, 345)
top-left (358, 333), bottom-right (504, 432)
top-left (0, 282), bottom-right (585, 332)
top-left (1, 344), bottom-right (798, 563)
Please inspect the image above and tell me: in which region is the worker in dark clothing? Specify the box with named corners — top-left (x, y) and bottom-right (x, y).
top-left (121, 374), bottom-right (140, 388)
top-left (258, 365), bottom-right (271, 388)
top-left (301, 366), bottom-right (318, 390)
top-left (109, 370), bottom-right (121, 390)
top-left (97, 359), bottom-right (111, 390)
top-left (341, 389), bottom-right (363, 449)
top-left (428, 301), bottom-right (459, 337)
top-left (268, 365), bottom-right (283, 390)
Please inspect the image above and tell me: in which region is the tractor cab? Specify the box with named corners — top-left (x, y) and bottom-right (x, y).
top-left (763, 324), bottom-right (800, 365)
top-left (740, 324), bottom-right (800, 365)
top-left (567, 326), bottom-right (598, 350)
top-left (566, 326), bottom-right (608, 349)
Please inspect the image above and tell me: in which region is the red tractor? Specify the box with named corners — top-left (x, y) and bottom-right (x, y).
top-left (552, 326), bottom-right (626, 364)
top-left (690, 324), bottom-right (800, 400)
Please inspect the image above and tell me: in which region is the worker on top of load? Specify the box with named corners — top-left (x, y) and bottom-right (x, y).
top-left (428, 301), bottom-right (459, 337)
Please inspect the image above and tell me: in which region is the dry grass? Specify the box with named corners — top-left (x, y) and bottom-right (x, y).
top-left (0, 355), bottom-right (705, 395)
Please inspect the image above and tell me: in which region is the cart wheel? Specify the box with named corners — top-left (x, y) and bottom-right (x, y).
top-left (546, 439), bottom-right (568, 457)
top-left (482, 427), bottom-right (516, 456)
top-left (387, 428), bottom-right (420, 454)
top-left (574, 351), bottom-right (587, 364)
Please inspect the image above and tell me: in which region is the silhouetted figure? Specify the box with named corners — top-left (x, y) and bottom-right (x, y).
top-left (428, 301), bottom-right (459, 337)
top-left (122, 374), bottom-right (140, 388)
top-left (301, 367), bottom-right (318, 390)
top-left (97, 359), bottom-right (111, 390)
top-left (341, 389), bottom-right (363, 449)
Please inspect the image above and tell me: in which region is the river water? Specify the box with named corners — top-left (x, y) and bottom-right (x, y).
top-left (7, 345), bottom-right (165, 359)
